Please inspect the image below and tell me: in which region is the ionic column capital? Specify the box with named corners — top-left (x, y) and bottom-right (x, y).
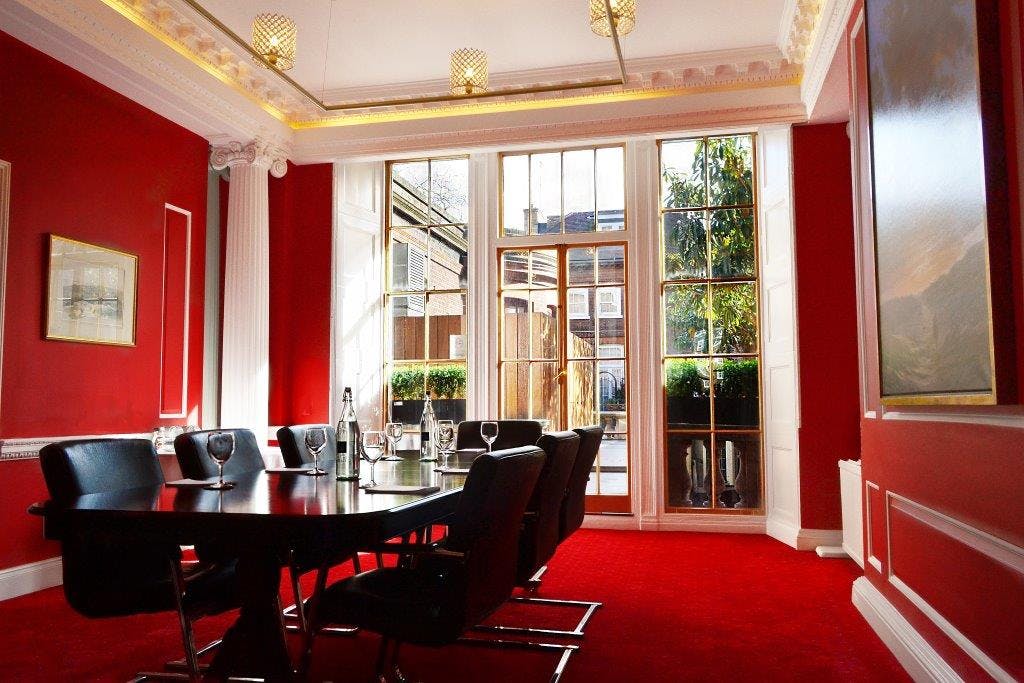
top-left (210, 138), bottom-right (289, 178)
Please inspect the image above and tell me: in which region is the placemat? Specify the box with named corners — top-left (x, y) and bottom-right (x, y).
top-left (363, 484), bottom-right (440, 494)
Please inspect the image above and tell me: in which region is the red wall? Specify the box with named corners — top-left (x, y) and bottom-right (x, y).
top-left (848, 0), bottom-right (1024, 678)
top-left (268, 162), bottom-right (333, 426)
top-left (0, 32), bottom-right (208, 568)
top-left (792, 123), bottom-right (861, 531)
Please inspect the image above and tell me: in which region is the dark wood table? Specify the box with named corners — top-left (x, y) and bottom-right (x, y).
top-left (32, 452), bottom-right (480, 680)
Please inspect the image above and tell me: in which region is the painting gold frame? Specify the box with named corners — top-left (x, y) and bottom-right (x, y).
top-left (45, 234), bottom-right (138, 346)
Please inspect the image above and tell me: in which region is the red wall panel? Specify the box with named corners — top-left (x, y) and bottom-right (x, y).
top-left (160, 207), bottom-right (190, 416)
top-left (268, 162), bottom-right (333, 426)
top-left (0, 31), bottom-right (207, 568)
top-left (849, 0), bottom-right (1024, 677)
top-left (792, 123), bottom-right (861, 530)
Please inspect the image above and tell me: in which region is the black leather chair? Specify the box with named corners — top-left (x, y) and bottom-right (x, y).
top-left (276, 424), bottom-right (337, 468)
top-left (455, 419), bottom-right (542, 451)
top-left (561, 426), bottom-right (604, 541)
top-left (516, 431), bottom-right (580, 586)
top-left (304, 446), bottom-right (545, 681)
top-left (482, 426), bottom-right (606, 644)
top-left (173, 428), bottom-right (266, 480)
top-left (275, 424), bottom-right (360, 635)
top-left (39, 438), bottom-right (239, 680)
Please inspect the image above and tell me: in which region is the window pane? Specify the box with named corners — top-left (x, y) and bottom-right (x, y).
top-left (567, 246), bottom-right (596, 286)
top-left (597, 289), bottom-right (625, 347)
top-left (596, 147), bottom-right (625, 230)
top-left (666, 433), bottom-right (712, 508)
top-left (663, 211), bottom-right (708, 280)
top-left (661, 139), bottom-right (705, 208)
top-left (530, 362), bottom-right (560, 428)
top-left (391, 161), bottom-right (430, 226)
top-left (711, 283), bottom-right (757, 354)
top-left (531, 153), bottom-right (561, 234)
top-left (427, 293), bottom-right (466, 360)
top-left (712, 357), bottom-right (759, 428)
top-left (530, 290), bottom-right (559, 359)
top-left (664, 284), bottom-right (709, 355)
top-left (715, 433), bottom-right (761, 509)
top-left (427, 227), bottom-right (468, 290)
top-left (708, 135), bottom-right (753, 207)
top-left (567, 359), bottom-right (596, 428)
top-left (389, 228), bottom-right (428, 291)
top-left (501, 294), bottom-right (529, 360)
top-left (598, 357), bottom-right (626, 420)
top-left (430, 158), bottom-right (468, 224)
top-left (390, 295), bottom-right (424, 361)
top-left (710, 209), bottom-right (755, 278)
top-left (597, 245), bottom-right (625, 284)
top-left (501, 362), bottom-right (530, 419)
top-left (593, 437), bottom-right (628, 495)
top-left (530, 249), bottom-right (558, 288)
top-left (563, 149), bottom-right (596, 233)
top-left (567, 287), bottom-right (595, 358)
top-left (502, 155), bottom-right (530, 236)
top-left (501, 249), bottom-right (529, 288)
top-left (665, 358), bottom-right (711, 429)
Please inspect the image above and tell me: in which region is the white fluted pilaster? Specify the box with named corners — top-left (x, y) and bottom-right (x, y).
top-left (211, 140), bottom-right (287, 442)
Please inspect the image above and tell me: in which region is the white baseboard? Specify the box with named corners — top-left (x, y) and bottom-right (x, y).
top-left (0, 557), bottom-right (62, 601)
top-left (767, 517), bottom-right (843, 550)
top-left (852, 576), bottom-right (961, 683)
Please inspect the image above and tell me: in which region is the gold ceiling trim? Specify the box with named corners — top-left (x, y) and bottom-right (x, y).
top-left (95, 0), bottom-right (820, 130)
top-left (292, 75), bottom-right (803, 130)
top-left (97, 0), bottom-right (289, 122)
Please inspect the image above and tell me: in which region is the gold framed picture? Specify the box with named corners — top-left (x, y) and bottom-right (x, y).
top-left (46, 234), bottom-right (137, 346)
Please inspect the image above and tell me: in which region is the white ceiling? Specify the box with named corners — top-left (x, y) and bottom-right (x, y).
top-left (201, 0), bottom-right (789, 93)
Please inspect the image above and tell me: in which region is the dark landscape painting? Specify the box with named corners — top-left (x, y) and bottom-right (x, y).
top-left (866, 0), bottom-right (994, 402)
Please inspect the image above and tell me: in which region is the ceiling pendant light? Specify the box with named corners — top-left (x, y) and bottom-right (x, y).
top-left (252, 13), bottom-right (297, 71)
top-left (450, 48), bottom-right (488, 95)
top-left (590, 0), bottom-right (636, 37)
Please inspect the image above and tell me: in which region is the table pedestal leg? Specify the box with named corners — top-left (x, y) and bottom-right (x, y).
top-left (208, 551), bottom-right (292, 680)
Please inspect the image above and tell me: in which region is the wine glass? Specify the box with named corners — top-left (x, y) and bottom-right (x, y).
top-left (480, 421), bottom-right (499, 452)
top-left (384, 422), bottom-right (404, 461)
top-left (304, 426), bottom-right (329, 476)
top-left (204, 431), bottom-right (235, 490)
top-left (435, 420), bottom-right (455, 468)
top-left (360, 430), bottom-right (386, 488)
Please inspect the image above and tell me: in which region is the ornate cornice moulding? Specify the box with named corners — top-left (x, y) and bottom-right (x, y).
top-left (292, 103), bottom-right (808, 162)
top-left (39, 0), bottom-right (827, 130)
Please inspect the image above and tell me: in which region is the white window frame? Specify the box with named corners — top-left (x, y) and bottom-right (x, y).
top-left (567, 288), bottom-right (590, 319)
top-left (595, 286), bottom-right (622, 318)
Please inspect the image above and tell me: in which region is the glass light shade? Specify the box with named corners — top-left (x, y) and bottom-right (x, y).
top-left (252, 14), bottom-right (297, 71)
top-left (589, 0), bottom-right (636, 37)
top-left (450, 48), bottom-right (488, 95)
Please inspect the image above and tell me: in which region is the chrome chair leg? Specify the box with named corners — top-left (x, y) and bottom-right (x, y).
top-left (474, 595), bottom-right (603, 638)
top-left (458, 636), bottom-right (578, 683)
top-left (168, 558), bottom-right (201, 681)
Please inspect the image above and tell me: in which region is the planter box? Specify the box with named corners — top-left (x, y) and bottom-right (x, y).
top-left (666, 397), bottom-right (711, 429)
top-left (390, 399), bottom-right (466, 425)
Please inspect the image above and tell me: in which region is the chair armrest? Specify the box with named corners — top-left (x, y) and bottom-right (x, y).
top-left (27, 502), bottom-right (50, 517)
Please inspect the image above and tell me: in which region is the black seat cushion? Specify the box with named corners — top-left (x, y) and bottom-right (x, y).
top-left (455, 420), bottom-right (542, 451)
top-left (173, 428), bottom-right (265, 480)
top-left (276, 424), bottom-right (338, 468)
top-left (517, 431), bottom-right (579, 584)
top-left (38, 438), bottom-right (239, 620)
top-left (561, 426), bottom-right (604, 541)
top-left (315, 446), bottom-right (545, 647)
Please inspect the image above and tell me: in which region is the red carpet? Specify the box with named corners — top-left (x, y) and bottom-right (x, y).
top-left (0, 530), bottom-right (908, 682)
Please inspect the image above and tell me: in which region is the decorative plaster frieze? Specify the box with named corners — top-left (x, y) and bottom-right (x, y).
top-left (800, 0), bottom-right (856, 111)
top-left (210, 139), bottom-right (289, 178)
top-left (779, 0), bottom-right (826, 64)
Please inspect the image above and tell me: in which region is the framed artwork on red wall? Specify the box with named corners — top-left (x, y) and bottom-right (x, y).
top-left (45, 234), bottom-right (138, 346)
top-left (865, 0), bottom-right (1014, 405)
